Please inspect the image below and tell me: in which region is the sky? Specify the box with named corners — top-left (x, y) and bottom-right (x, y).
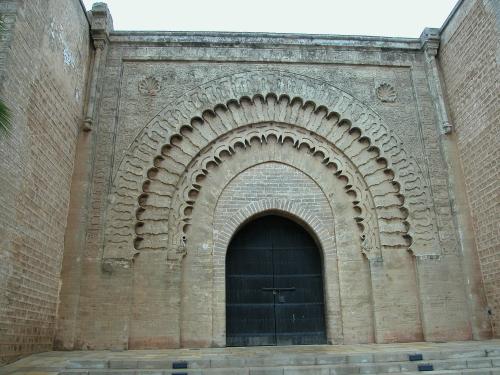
top-left (81, 0), bottom-right (459, 38)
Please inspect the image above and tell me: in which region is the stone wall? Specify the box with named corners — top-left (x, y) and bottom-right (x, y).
top-left (0, 0), bottom-right (91, 364)
top-left (54, 2), bottom-right (492, 349)
top-left (439, 0), bottom-right (499, 336)
top-left (0, 0), bottom-right (495, 363)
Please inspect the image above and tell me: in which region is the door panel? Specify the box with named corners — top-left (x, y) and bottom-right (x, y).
top-left (273, 242), bottom-right (326, 345)
top-left (226, 255), bottom-right (275, 345)
top-left (226, 215), bottom-right (327, 346)
top-left (226, 302), bottom-right (276, 346)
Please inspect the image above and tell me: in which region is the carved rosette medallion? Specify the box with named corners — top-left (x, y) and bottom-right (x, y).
top-left (138, 76), bottom-right (161, 96)
top-left (376, 83), bottom-right (397, 103)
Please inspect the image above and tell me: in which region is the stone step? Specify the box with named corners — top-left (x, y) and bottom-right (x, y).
top-left (58, 364), bottom-right (500, 375)
top-left (377, 370), bottom-right (500, 375)
top-left (59, 356), bottom-right (500, 375)
top-left (2, 341), bottom-right (500, 375)
top-left (64, 353), bottom-right (500, 370)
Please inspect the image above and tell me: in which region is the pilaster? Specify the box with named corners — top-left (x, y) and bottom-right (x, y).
top-left (55, 2), bottom-right (115, 350)
top-left (420, 27), bottom-right (492, 340)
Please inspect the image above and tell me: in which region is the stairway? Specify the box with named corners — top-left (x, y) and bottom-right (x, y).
top-left (1, 341), bottom-right (499, 375)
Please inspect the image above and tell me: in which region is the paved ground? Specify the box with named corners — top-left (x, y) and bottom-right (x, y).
top-left (1, 340), bottom-right (500, 375)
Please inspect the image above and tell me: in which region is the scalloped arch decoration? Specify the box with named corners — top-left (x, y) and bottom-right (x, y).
top-left (104, 71), bottom-right (438, 260)
top-left (155, 123), bottom-right (399, 260)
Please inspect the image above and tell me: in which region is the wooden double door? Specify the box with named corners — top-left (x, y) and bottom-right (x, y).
top-left (226, 215), bottom-right (327, 346)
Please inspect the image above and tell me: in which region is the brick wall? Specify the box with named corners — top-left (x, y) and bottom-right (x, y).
top-left (0, 0), bottom-right (90, 364)
top-left (214, 162), bottom-right (335, 232)
top-left (439, 0), bottom-right (499, 335)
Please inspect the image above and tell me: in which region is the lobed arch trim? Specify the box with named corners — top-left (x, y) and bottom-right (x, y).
top-left (104, 71), bottom-right (439, 261)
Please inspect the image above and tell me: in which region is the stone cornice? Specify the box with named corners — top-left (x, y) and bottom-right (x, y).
top-left (108, 31), bottom-right (423, 51)
top-left (420, 28), bottom-right (440, 57)
top-left (89, 2), bottom-right (114, 50)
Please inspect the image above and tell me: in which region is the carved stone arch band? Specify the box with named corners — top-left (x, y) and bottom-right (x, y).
top-left (103, 71), bottom-right (439, 261)
top-left (212, 198), bottom-right (336, 259)
top-left (159, 124), bottom-right (392, 260)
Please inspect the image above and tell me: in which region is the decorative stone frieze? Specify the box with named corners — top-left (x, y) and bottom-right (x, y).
top-left (103, 71), bottom-right (440, 261)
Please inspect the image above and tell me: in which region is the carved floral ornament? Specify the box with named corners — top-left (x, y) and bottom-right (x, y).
top-left (103, 71), bottom-right (439, 262)
top-left (138, 76), bottom-right (161, 96)
top-left (376, 83), bottom-right (397, 103)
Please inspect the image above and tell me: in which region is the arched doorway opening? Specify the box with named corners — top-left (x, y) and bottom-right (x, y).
top-left (226, 214), bottom-right (327, 346)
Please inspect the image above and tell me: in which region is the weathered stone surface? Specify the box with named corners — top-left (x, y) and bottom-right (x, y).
top-left (0, 0), bottom-right (498, 365)
top-left (0, 0), bottom-right (90, 365)
top-left (439, 0), bottom-right (500, 338)
top-left (0, 341), bottom-right (499, 374)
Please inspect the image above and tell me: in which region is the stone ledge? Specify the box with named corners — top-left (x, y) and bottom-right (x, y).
top-left (108, 31), bottom-right (422, 50)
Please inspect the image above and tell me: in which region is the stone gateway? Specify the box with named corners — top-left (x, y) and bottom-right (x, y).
top-left (0, 0), bottom-right (498, 365)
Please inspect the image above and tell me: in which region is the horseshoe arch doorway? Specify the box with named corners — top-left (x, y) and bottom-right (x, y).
top-left (226, 214), bottom-right (327, 346)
